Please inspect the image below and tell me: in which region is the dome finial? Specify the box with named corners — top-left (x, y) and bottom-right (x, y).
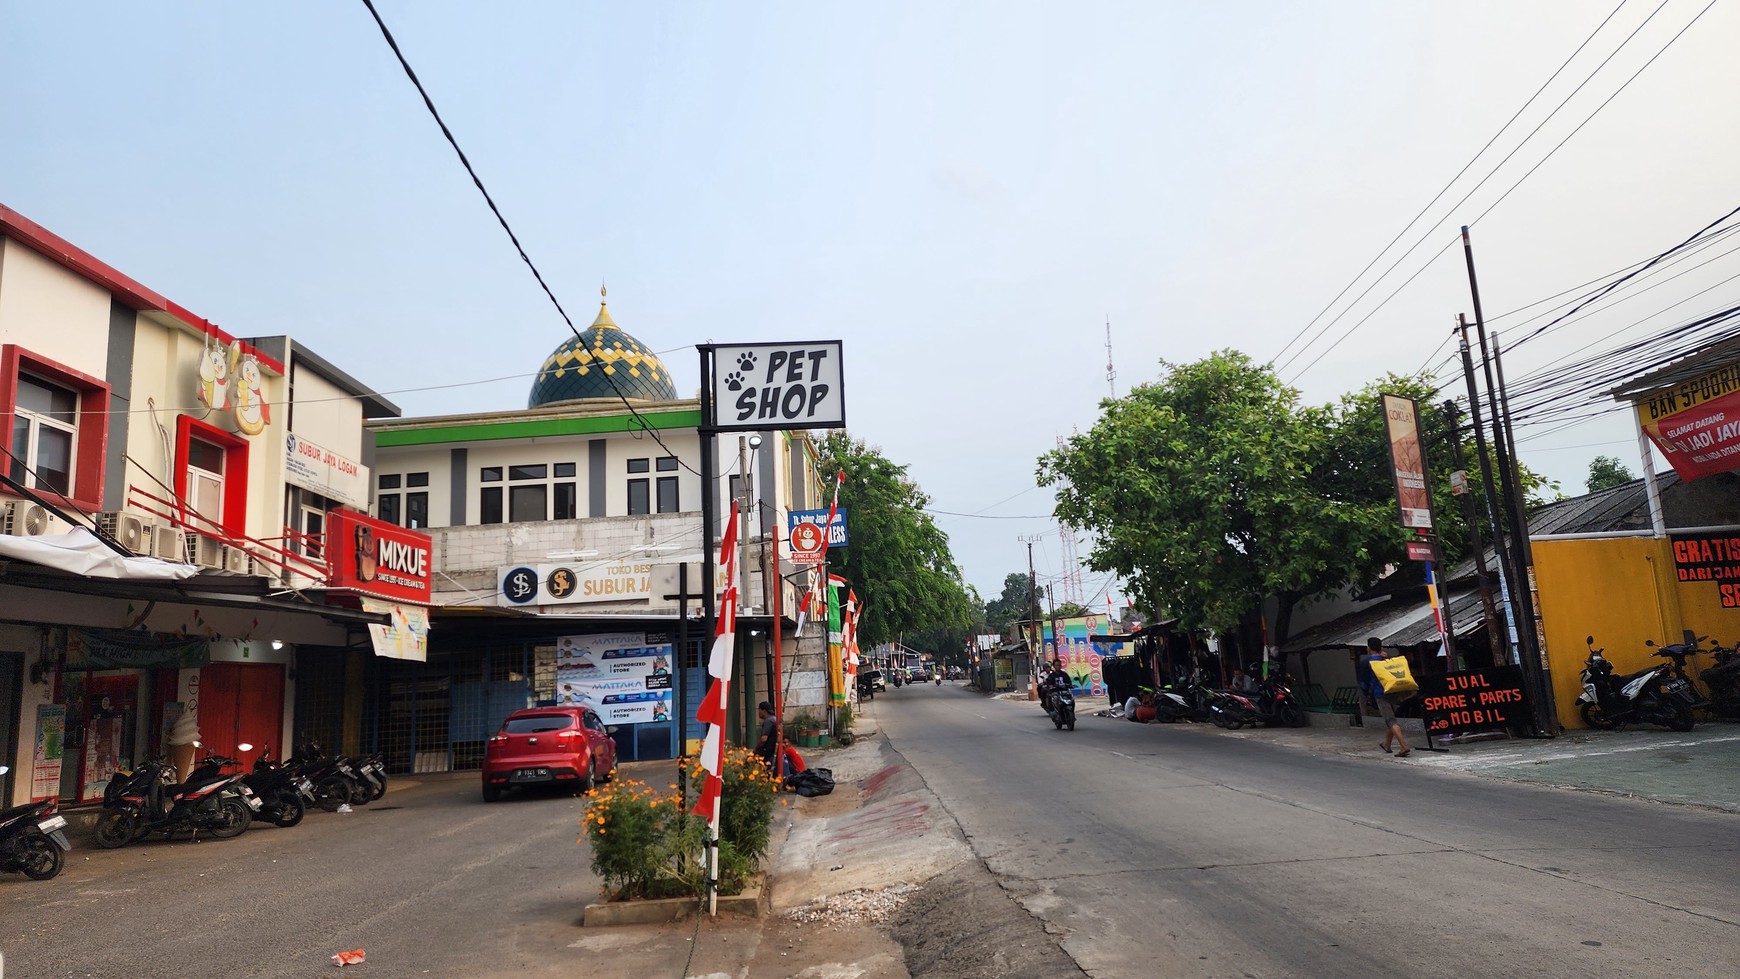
top-left (601, 282), bottom-right (607, 304)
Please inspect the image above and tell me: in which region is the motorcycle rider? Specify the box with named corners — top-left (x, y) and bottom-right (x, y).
top-left (1039, 660), bottom-right (1070, 708)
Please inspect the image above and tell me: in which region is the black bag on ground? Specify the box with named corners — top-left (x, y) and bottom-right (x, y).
top-left (785, 767), bottom-right (835, 797)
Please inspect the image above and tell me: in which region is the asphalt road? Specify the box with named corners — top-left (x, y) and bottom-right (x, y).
top-left (0, 776), bottom-right (602, 979)
top-left (877, 683), bottom-right (1740, 979)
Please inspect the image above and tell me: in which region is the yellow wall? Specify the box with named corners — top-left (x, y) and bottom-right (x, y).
top-left (1532, 535), bottom-right (1740, 729)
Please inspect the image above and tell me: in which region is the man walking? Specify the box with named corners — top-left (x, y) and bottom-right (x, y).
top-left (1360, 637), bottom-right (1412, 757)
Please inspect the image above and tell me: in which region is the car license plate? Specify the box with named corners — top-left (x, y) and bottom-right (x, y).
top-left (37, 815), bottom-right (66, 833)
top-left (511, 768), bottom-right (550, 783)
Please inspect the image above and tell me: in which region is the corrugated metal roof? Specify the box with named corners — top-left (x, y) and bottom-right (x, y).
top-left (1281, 589), bottom-right (1486, 654)
top-left (1609, 331), bottom-right (1740, 400)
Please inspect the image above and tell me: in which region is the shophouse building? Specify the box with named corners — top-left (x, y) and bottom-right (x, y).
top-left (0, 205), bottom-right (412, 807)
top-left (363, 297), bottom-right (824, 771)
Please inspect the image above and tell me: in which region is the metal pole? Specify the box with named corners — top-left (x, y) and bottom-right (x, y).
top-left (1493, 332), bottom-right (1558, 731)
top-left (738, 436), bottom-right (755, 744)
top-left (675, 563), bottom-right (689, 810)
top-left (1443, 398), bottom-right (1506, 667)
top-left (1457, 317), bottom-right (1520, 664)
top-left (695, 344), bottom-right (720, 916)
top-left (770, 514), bottom-right (786, 773)
top-left (1635, 411), bottom-right (1668, 536)
top-left (1025, 540), bottom-right (1042, 700)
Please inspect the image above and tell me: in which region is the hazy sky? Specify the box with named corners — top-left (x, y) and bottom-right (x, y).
top-left (5, 1), bottom-right (1738, 604)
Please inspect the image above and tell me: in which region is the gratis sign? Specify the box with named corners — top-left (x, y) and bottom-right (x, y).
top-left (705, 341), bottom-right (846, 432)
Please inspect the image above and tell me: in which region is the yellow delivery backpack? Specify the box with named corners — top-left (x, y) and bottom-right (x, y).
top-left (1372, 655), bottom-right (1418, 697)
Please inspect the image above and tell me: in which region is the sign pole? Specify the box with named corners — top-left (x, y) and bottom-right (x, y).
top-left (675, 564), bottom-right (690, 810)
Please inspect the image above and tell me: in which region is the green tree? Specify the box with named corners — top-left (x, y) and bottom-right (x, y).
top-left (983, 572), bottom-right (1034, 635)
top-left (1586, 454), bottom-right (1635, 493)
top-left (816, 433), bottom-right (973, 648)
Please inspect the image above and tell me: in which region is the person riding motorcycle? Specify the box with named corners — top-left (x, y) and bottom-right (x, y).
top-left (1039, 661), bottom-right (1070, 709)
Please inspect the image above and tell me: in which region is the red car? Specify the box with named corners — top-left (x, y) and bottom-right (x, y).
top-left (481, 706), bottom-right (618, 802)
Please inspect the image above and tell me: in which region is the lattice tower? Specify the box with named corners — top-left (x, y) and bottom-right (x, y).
top-left (1055, 435), bottom-right (1086, 605)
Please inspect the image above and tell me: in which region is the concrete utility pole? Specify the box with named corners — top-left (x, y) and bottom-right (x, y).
top-left (1019, 536), bottom-right (1044, 700)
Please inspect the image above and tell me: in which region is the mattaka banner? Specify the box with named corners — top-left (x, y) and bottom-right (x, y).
top-left (555, 632), bottom-right (675, 725)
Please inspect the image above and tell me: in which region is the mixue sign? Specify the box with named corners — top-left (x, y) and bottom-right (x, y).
top-left (707, 341), bottom-right (845, 432)
top-left (326, 508), bottom-right (433, 605)
top-left (1419, 666), bottom-right (1528, 735)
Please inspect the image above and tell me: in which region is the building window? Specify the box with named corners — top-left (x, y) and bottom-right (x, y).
top-left (510, 484), bottom-right (547, 522)
top-left (0, 345), bottom-right (110, 509)
top-left (405, 491), bottom-right (429, 529)
top-left (378, 494), bottom-right (401, 525)
top-left (510, 464), bottom-right (547, 481)
top-left (656, 456), bottom-right (678, 472)
top-left (657, 476), bottom-right (679, 513)
top-left (627, 458), bottom-right (650, 474)
top-left (174, 416), bottom-right (248, 538)
top-left (480, 466), bottom-right (502, 482)
top-left (377, 472), bottom-right (428, 527)
top-left (555, 462), bottom-right (577, 478)
top-left (299, 504), bottom-right (325, 560)
top-left (627, 479), bottom-right (650, 516)
top-left (480, 487), bottom-right (503, 524)
top-left (554, 483), bottom-right (578, 520)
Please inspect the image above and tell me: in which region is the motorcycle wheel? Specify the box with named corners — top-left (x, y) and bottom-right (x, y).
top-left (1281, 702), bottom-right (1308, 728)
top-left (272, 791), bottom-right (306, 828)
top-left (1066, 714), bottom-right (1076, 731)
top-left (209, 798), bottom-right (253, 839)
top-left (21, 833), bottom-right (64, 880)
top-left (94, 810), bottom-right (139, 850)
top-left (1580, 702), bottom-right (1622, 731)
top-left (1666, 702), bottom-right (1695, 732)
top-left (371, 772), bottom-right (389, 802)
top-left (314, 775), bottom-right (354, 812)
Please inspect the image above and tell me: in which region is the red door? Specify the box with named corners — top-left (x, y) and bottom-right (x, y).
top-left (197, 663), bottom-right (285, 761)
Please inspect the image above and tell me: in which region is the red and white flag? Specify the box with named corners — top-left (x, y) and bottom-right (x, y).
top-left (793, 469), bottom-right (846, 635)
top-left (692, 500), bottom-right (740, 819)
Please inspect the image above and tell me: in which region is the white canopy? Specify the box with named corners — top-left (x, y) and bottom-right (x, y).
top-left (0, 528), bottom-right (200, 581)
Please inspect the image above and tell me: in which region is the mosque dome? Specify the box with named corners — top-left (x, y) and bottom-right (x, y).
top-left (527, 295), bottom-right (677, 408)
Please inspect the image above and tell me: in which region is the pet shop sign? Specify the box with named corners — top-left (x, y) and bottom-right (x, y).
top-left (705, 341), bottom-right (846, 432)
top-left (284, 433), bottom-right (368, 509)
top-left (326, 508), bottom-right (433, 604)
top-left (196, 336), bottom-right (274, 437)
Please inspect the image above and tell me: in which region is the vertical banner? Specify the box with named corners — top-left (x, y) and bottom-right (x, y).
top-left (32, 704), bottom-right (66, 802)
top-left (1380, 393), bottom-right (1433, 530)
top-left (827, 575), bottom-right (846, 707)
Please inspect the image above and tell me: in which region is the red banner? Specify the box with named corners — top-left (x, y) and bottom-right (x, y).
top-left (326, 508), bottom-right (433, 605)
top-left (1640, 387), bottom-right (1740, 481)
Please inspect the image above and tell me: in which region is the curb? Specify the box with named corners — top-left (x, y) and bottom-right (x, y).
top-left (581, 880), bottom-right (765, 926)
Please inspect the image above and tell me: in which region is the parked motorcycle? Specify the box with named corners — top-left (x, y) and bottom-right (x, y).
top-left (0, 766), bottom-right (70, 880)
top-left (1577, 636), bottom-right (1694, 732)
top-left (188, 746), bottom-right (305, 829)
top-left (1646, 637), bottom-right (1709, 712)
top-left (1701, 641), bottom-right (1740, 719)
top-left (1246, 669), bottom-right (1310, 728)
top-left (93, 757), bottom-right (253, 848)
top-left (1210, 690), bottom-right (1260, 729)
top-left (291, 742), bottom-right (364, 812)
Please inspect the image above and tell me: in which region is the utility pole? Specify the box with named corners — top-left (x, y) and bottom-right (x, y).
top-left (1457, 316), bottom-right (1519, 664)
top-left (1020, 536), bottom-right (1044, 700)
top-left (1462, 228), bottom-right (1553, 736)
top-left (1442, 397), bottom-right (1505, 667)
top-left (1047, 584), bottom-right (1062, 674)
top-left (1493, 332), bottom-right (1557, 727)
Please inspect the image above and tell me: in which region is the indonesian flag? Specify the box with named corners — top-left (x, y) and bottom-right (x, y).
top-left (691, 500), bottom-right (740, 818)
top-left (793, 469), bottom-right (846, 635)
top-left (845, 589), bottom-right (861, 675)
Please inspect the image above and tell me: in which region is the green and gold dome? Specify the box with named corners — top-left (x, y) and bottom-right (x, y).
top-left (527, 294), bottom-right (677, 408)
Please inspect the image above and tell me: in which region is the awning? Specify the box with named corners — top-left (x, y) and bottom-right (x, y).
top-left (1281, 590), bottom-right (1488, 655)
top-left (0, 528), bottom-right (198, 581)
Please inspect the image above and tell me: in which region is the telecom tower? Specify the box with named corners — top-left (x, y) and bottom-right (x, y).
top-left (1105, 316), bottom-right (1117, 398)
top-left (1055, 434), bottom-right (1086, 606)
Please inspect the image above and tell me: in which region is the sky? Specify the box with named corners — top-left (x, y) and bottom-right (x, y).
top-left (5, 1), bottom-right (1739, 606)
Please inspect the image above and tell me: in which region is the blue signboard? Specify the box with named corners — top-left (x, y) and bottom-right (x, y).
top-left (788, 507), bottom-right (849, 546)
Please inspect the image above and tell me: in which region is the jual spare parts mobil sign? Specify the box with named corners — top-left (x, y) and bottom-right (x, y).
top-left (326, 508), bottom-right (433, 605)
top-left (1381, 393), bottom-right (1434, 531)
top-left (1636, 362), bottom-right (1740, 481)
top-left (706, 341), bottom-right (845, 432)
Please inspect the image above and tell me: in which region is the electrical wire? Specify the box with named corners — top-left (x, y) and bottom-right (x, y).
top-left (358, 0), bottom-right (704, 479)
top-left (1267, 0), bottom-right (1635, 370)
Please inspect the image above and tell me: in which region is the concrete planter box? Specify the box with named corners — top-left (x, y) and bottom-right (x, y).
top-left (582, 878), bottom-right (765, 926)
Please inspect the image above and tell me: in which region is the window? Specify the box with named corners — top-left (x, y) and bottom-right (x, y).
top-left (503, 714), bottom-right (573, 735)
top-left (299, 505), bottom-right (325, 560)
top-left (407, 472), bottom-right (429, 488)
top-left (554, 483), bottom-right (578, 520)
top-left (510, 464), bottom-right (547, 481)
top-left (627, 458), bottom-right (650, 474)
top-left (627, 479), bottom-right (650, 516)
top-left (656, 456), bottom-right (679, 472)
top-left (379, 474), bottom-right (402, 490)
top-left (378, 494), bottom-right (401, 526)
top-left (376, 472), bottom-right (428, 527)
top-left (480, 487), bottom-right (503, 524)
top-left (657, 476), bottom-right (679, 513)
top-left (173, 416), bottom-right (248, 537)
top-left (554, 462), bottom-right (577, 478)
top-left (1, 345), bottom-right (110, 509)
top-left (480, 467), bottom-right (503, 482)
top-left (510, 484), bottom-right (547, 522)
top-left (405, 491), bottom-right (429, 529)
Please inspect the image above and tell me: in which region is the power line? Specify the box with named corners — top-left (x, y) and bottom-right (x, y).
top-left (358, 0), bottom-right (704, 478)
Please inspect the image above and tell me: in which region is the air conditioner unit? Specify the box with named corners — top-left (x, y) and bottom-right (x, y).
top-left (97, 511), bottom-right (154, 555)
top-left (146, 524), bottom-right (183, 562)
top-left (187, 534), bottom-right (226, 570)
top-left (223, 545), bottom-right (253, 575)
top-left (1, 501), bottom-right (64, 537)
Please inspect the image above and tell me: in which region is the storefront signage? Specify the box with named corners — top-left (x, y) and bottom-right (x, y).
top-left (362, 597), bottom-right (430, 662)
top-left (706, 341), bottom-right (846, 432)
top-left (327, 508), bottom-right (433, 604)
top-left (1420, 666), bottom-right (1528, 735)
top-left (1380, 393), bottom-right (1433, 530)
top-left (1636, 362), bottom-right (1740, 481)
top-left (498, 561), bottom-right (657, 607)
top-left (284, 432), bottom-right (368, 509)
top-left (788, 508), bottom-right (848, 546)
top-left (32, 704), bottom-right (65, 802)
top-left (195, 335), bottom-right (274, 437)
top-left (1669, 532), bottom-right (1740, 606)
top-left (65, 629), bottom-right (210, 669)
top-left (1406, 540), bottom-right (1435, 562)
top-left (554, 632), bottom-right (675, 725)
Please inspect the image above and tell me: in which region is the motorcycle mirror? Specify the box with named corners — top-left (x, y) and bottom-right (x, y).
top-left (1585, 636), bottom-right (1594, 645)
top-left (192, 740), bottom-right (202, 748)
top-left (237, 742), bottom-right (254, 752)
top-left (0, 765), bottom-right (9, 776)
top-left (1645, 640), bottom-right (1656, 647)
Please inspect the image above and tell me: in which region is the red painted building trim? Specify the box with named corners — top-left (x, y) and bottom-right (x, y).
top-left (173, 414), bottom-right (250, 539)
top-left (0, 343), bottom-right (111, 511)
top-left (0, 204), bottom-right (284, 375)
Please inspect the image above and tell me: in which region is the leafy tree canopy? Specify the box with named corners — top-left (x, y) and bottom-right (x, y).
top-left (816, 433), bottom-right (974, 648)
top-left (983, 572), bottom-right (1034, 634)
top-left (1586, 454), bottom-right (1635, 493)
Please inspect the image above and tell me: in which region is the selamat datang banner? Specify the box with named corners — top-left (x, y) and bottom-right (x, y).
top-left (1635, 362), bottom-right (1740, 481)
top-left (1381, 393), bottom-right (1433, 531)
